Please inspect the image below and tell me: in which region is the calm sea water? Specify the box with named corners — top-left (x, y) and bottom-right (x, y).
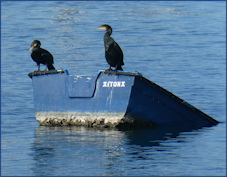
top-left (1, 1), bottom-right (226, 176)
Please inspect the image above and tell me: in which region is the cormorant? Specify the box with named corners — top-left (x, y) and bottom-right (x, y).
top-left (28, 40), bottom-right (55, 71)
top-left (98, 24), bottom-right (124, 71)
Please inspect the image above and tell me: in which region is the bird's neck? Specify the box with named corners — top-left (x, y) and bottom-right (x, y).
top-left (105, 31), bottom-right (110, 35)
top-left (104, 32), bottom-right (110, 40)
top-left (106, 29), bottom-right (112, 36)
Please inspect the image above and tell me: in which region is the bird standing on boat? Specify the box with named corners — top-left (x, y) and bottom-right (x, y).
top-left (98, 24), bottom-right (124, 71)
top-left (28, 40), bottom-right (55, 71)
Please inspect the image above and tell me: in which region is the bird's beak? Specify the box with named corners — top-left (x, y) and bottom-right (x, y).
top-left (28, 46), bottom-right (33, 53)
top-left (28, 44), bottom-right (35, 53)
top-left (96, 26), bottom-right (106, 31)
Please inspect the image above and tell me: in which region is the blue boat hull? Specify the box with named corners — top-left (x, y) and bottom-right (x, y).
top-left (28, 70), bottom-right (218, 128)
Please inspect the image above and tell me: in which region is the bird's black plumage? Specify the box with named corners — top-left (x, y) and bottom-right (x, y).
top-left (98, 24), bottom-right (124, 71)
top-left (29, 40), bottom-right (55, 71)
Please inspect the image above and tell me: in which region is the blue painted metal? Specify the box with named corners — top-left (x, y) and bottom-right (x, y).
top-left (28, 70), bottom-right (218, 128)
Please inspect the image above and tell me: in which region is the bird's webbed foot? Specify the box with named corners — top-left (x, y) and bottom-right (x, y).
top-left (105, 66), bottom-right (113, 72)
top-left (33, 70), bottom-right (42, 75)
top-left (105, 68), bottom-right (112, 72)
top-left (34, 67), bottom-right (41, 72)
top-left (34, 65), bottom-right (41, 73)
top-left (105, 67), bottom-right (118, 74)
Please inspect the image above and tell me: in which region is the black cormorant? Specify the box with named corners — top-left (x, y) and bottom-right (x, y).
top-left (98, 24), bottom-right (124, 71)
top-left (28, 40), bottom-right (55, 71)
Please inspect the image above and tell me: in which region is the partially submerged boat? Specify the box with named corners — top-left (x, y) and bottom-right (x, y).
top-left (28, 69), bottom-right (218, 128)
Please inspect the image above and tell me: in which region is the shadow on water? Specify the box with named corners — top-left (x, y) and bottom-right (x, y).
top-left (30, 125), bottom-right (200, 175)
top-left (118, 125), bottom-right (197, 147)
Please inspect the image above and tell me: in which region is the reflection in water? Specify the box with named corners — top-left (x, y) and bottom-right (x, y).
top-left (31, 126), bottom-right (126, 176)
top-left (30, 125), bottom-right (196, 176)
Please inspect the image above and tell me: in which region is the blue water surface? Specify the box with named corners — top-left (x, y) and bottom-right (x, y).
top-left (1, 1), bottom-right (226, 176)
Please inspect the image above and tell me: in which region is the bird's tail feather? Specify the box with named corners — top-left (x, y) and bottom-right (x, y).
top-left (48, 64), bottom-right (56, 71)
top-left (117, 65), bottom-right (123, 71)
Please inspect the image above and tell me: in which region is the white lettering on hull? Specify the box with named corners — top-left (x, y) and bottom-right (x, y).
top-left (103, 81), bottom-right (125, 87)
